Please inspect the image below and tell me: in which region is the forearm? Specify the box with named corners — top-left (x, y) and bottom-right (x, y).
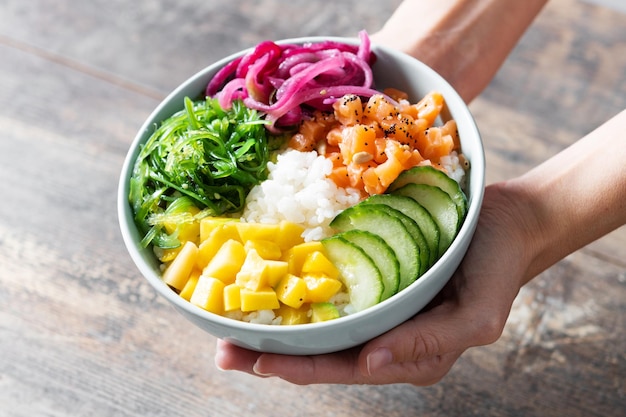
top-left (503, 109), bottom-right (626, 286)
top-left (371, 0), bottom-right (549, 102)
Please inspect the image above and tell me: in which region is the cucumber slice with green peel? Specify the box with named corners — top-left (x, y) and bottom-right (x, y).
top-left (310, 302), bottom-right (340, 322)
top-left (321, 235), bottom-right (383, 312)
top-left (339, 229), bottom-right (400, 301)
top-left (363, 194), bottom-right (440, 268)
top-left (392, 183), bottom-right (459, 256)
top-left (388, 165), bottom-right (468, 218)
top-left (330, 204), bottom-right (421, 291)
top-left (363, 203), bottom-right (430, 276)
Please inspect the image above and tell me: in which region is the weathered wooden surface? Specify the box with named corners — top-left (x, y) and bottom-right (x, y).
top-left (1, 0), bottom-right (624, 416)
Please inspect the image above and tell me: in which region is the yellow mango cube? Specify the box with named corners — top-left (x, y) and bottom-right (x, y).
top-left (265, 260), bottom-right (289, 287)
top-left (162, 241), bottom-right (199, 291)
top-left (276, 274), bottom-right (307, 309)
top-left (190, 275), bottom-right (225, 314)
top-left (235, 222), bottom-right (280, 243)
top-left (301, 251), bottom-right (339, 279)
top-left (303, 274), bottom-right (343, 303)
top-left (196, 222), bottom-right (241, 269)
top-left (235, 249), bottom-right (269, 291)
top-left (199, 217), bottom-right (238, 243)
top-left (275, 304), bottom-right (310, 325)
top-left (179, 268), bottom-right (201, 301)
top-left (202, 239), bottom-right (246, 284)
top-left (240, 287), bottom-right (280, 312)
top-left (282, 241), bottom-right (325, 275)
top-left (276, 221), bottom-right (306, 250)
top-left (223, 283), bottom-right (242, 311)
top-left (244, 239), bottom-right (282, 260)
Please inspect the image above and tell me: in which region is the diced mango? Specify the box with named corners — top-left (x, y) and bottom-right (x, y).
top-left (303, 274), bottom-right (343, 303)
top-left (275, 274), bottom-right (307, 309)
top-left (276, 221), bottom-right (305, 250)
top-left (244, 239), bottom-right (282, 260)
top-left (310, 302), bottom-right (340, 322)
top-left (235, 249), bottom-right (269, 291)
top-left (162, 241), bottom-right (199, 291)
top-left (190, 275), bottom-right (225, 314)
top-left (196, 222), bottom-right (242, 269)
top-left (275, 304), bottom-right (311, 325)
top-left (235, 222), bottom-right (280, 243)
top-left (265, 260), bottom-right (289, 287)
top-left (240, 287), bottom-right (280, 312)
top-left (202, 239), bottom-right (246, 284)
top-left (282, 241), bottom-right (325, 275)
top-left (179, 268), bottom-right (201, 301)
top-left (199, 217), bottom-right (238, 243)
top-left (301, 251), bottom-right (339, 279)
top-left (223, 283), bottom-right (242, 311)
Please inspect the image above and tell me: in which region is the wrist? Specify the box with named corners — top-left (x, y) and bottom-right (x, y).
top-left (371, 0), bottom-right (549, 102)
top-left (502, 109), bottom-right (626, 284)
top-left (479, 180), bottom-right (545, 288)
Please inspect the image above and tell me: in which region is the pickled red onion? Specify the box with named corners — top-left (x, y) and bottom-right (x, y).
top-left (206, 31), bottom-right (384, 129)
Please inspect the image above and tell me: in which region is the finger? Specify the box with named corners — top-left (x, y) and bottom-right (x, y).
top-left (214, 339), bottom-right (262, 374)
top-left (357, 304), bottom-right (473, 385)
top-left (251, 346), bottom-right (364, 385)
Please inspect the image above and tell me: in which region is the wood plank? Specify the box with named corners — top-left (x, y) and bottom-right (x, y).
top-left (0, 0), bottom-right (401, 93)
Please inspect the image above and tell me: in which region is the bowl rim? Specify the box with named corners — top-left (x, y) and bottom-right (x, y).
top-left (117, 35), bottom-right (485, 345)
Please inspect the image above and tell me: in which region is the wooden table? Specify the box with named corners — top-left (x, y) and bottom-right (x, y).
top-left (1, 0), bottom-right (625, 415)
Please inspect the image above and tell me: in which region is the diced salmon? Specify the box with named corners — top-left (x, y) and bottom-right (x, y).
top-left (363, 95), bottom-right (399, 124)
top-left (413, 91), bottom-right (444, 126)
top-left (329, 165), bottom-right (351, 189)
top-left (382, 87), bottom-right (409, 102)
top-left (420, 127), bottom-right (455, 162)
top-left (333, 94), bottom-right (363, 126)
top-left (291, 88), bottom-right (455, 197)
top-left (339, 124), bottom-right (377, 165)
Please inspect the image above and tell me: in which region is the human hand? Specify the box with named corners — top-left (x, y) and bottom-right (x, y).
top-left (370, 0), bottom-right (548, 103)
top-left (215, 183), bottom-right (534, 385)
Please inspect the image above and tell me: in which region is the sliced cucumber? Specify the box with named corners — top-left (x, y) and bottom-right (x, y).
top-left (310, 302), bottom-right (340, 322)
top-left (362, 202), bottom-right (430, 276)
top-left (339, 229), bottom-right (400, 301)
top-left (321, 235), bottom-right (383, 312)
top-left (388, 165), bottom-right (468, 218)
top-left (363, 194), bottom-right (440, 268)
top-left (392, 183), bottom-right (459, 256)
top-left (330, 204), bottom-right (420, 291)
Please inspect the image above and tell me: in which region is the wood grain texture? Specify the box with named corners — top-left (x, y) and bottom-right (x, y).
top-left (1, 0), bottom-right (624, 416)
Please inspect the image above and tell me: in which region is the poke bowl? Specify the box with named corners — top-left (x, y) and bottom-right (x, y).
top-left (118, 32), bottom-right (485, 355)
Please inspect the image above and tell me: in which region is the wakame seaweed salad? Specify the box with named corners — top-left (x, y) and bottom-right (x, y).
top-left (129, 97), bottom-right (283, 249)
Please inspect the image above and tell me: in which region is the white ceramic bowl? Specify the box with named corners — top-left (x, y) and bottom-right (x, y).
top-left (118, 36), bottom-right (485, 355)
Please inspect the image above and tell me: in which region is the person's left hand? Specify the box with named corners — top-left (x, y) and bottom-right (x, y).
top-left (215, 184), bottom-right (528, 385)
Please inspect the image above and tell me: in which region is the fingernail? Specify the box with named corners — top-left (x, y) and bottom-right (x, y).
top-left (253, 360), bottom-right (276, 377)
top-left (366, 348), bottom-right (393, 375)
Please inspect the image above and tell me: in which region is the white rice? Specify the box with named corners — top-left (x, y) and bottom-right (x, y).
top-left (440, 151), bottom-right (467, 189)
top-left (235, 148), bottom-right (465, 324)
top-left (241, 149), bottom-right (362, 241)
